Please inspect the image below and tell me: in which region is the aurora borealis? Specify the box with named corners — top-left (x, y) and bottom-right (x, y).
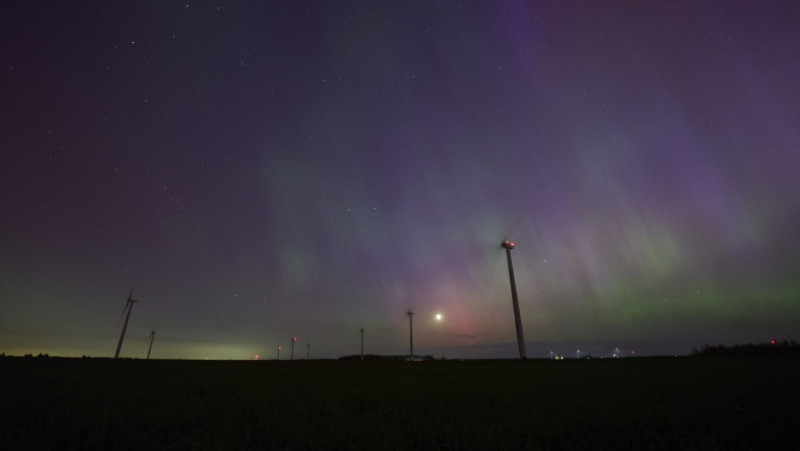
top-left (2, 1), bottom-right (799, 359)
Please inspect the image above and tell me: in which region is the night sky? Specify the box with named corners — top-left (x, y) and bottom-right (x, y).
top-left (2, 1), bottom-right (799, 360)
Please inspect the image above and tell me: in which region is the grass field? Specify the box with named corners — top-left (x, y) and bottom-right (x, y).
top-left (1, 356), bottom-right (798, 450)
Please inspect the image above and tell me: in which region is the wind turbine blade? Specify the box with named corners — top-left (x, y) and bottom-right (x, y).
top-left (117, 299), bottom-right (129, 323)
top-left (117, 285), bottom-right (135, 323)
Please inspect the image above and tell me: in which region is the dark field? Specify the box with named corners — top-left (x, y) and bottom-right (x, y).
top-left (1, 356), bottom-right (798, 450)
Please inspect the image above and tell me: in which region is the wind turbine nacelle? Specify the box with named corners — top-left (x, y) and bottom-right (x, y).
top-left (502, 240), bottom-right (515, 250)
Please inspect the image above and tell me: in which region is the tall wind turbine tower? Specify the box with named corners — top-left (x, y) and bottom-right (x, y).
top-left (114, 288), bottom-right (138, 358)
top-left (407, 310), bottom-right (414, 360)
top-left (360, 327), bottom-right (365, 361)
top-left (146, 329), bottom-right (156, 359)
top-left (502, 239), bottom-right (527, 359)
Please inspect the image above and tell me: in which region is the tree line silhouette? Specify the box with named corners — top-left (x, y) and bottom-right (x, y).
top-left (692, 339), bottom-right (799, 356)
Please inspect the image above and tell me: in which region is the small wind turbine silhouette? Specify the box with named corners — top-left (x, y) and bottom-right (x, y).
top-left (146, 329), bottom-right (156, 359)
top-left (407, 310), bottom-right (414, 360)
top-left (360, 327), bottom-right (365, 361)
top-left (114, 287), bottom-right (137, 359)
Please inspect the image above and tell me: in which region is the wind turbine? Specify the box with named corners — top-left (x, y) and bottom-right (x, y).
top-left (114, 287), bottom-right (137, 359)
top-left (146, 329), bottom-right (156, 359)
top-left (502, 239), bottom-right (527, 359)
top-left (407, 310), bottom-right (414, 360)
top-left (290, 336), bottom-right (297, 360)
top-left (360, 327), bottom-right (365, 361)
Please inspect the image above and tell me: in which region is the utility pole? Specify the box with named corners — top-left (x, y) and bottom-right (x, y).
top-left (502, 239), bottom-right (527, 359)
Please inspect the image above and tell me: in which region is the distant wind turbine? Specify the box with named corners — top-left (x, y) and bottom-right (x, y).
top-left (146, 329), bottom-right (156, 359)
top-left (360, 327), bottom-right (365, 361)
top-left (407, 310), bottom-right (414, 360)
top-left (114, 287), bottom-right (137, 359)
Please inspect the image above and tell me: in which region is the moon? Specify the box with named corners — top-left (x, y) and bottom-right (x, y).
top-left (435, 313), bottom-right (443, 321)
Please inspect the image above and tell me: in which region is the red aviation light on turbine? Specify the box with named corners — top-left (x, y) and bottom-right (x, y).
top-left (502, 240), bottom-right (515, 250)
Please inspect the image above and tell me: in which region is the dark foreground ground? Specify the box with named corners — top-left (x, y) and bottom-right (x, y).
top-left (1, 356), bottom-right (798, 450)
